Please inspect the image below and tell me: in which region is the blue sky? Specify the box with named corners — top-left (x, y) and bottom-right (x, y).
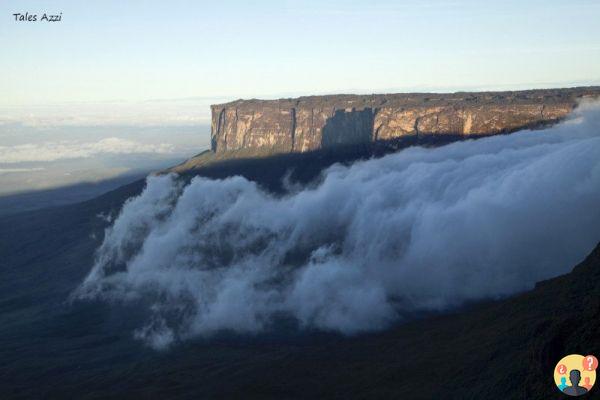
top-left (2, 0), bottom-right (600, 107)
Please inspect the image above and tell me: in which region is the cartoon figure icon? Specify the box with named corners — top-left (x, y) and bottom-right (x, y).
top-left (554, 354), bottom-right (596, 397)
top-left (563, 370), bottom-right (588, 396)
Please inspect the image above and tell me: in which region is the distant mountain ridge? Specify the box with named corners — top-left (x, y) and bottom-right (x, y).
top-left (210, 86), bottom-right (600, 154)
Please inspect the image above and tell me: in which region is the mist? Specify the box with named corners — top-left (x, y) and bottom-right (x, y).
top-left (76, 102), bottom-right (600, 349)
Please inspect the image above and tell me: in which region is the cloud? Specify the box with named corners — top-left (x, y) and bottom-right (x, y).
top-left (0, 137), bottom-right (175, 163)
top-left (0, 98), bottom-right (218, 128)
top-left (0, 167), bottom-right (45, 174)
top-left (76, 102), bottom-right (600, 349)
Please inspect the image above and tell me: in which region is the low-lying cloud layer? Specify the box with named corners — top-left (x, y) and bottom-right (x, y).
top-left (77, 103), bottom-right (600, 349)
top-left (0, 137), bottom-right (174, 163)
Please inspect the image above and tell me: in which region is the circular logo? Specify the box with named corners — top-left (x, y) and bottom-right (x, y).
top-left (554, 354), bottom-right (597, 396)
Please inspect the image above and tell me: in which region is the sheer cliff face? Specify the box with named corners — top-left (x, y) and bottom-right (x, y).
top-left (210, 87), bottom-right (600, 153)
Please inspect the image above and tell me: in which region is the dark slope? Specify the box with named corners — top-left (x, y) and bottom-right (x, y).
top-left (0, 148), bottom-right (598, 399)
top-left (19, 242), bottom-right (597, 400)
top-left (0, 172), bottom-right (150, 217)
top-left (170, 135), bottom-right (499, 193)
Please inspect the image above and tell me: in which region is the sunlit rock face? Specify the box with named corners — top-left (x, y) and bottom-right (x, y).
top-left (210, 87), bottom-right (600, 154)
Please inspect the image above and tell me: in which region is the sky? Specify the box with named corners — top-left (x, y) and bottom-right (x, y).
top-left (1, 0), bottom-right (599, 108)
top-left (0, 0), bottom-right (599, 199)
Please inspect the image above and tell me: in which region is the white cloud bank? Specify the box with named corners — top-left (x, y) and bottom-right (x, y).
top-left (0, 137), bottom-right (174, 163)
top-left (76, 102), bottom-right (600, 349)
top-left (0, 97), bottom-right (222, 128)
top-left (0, 167), bottom-right (45, 174)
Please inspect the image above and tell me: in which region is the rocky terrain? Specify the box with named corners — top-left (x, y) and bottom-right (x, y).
top-left (210, 87), bottom-right (600, 154)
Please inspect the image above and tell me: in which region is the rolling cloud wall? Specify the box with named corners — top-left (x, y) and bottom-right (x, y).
top-left (77, 102), bottom-right (600, 349)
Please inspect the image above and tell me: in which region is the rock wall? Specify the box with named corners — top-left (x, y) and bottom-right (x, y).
top-left (210, 87), bottom-right (600, 153)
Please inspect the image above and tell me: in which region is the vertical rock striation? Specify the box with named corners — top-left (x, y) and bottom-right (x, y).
top-left (210, 87), bottom-right (600, 154)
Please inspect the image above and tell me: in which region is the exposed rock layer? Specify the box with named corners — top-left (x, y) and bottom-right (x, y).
top-left (211, 87), bottom-right (600, 153)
